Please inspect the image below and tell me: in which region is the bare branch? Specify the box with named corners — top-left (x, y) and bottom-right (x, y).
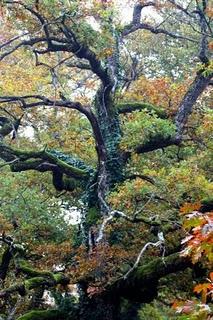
top-left (167, 0), bottom-right (195, 18)
top-left (122, 22), bottom-right (197, 42)
top-left (122, 233), bottom-right (165, 280)
top-left (132, 2), bottom-right (156, 24)
top-left (66, 61), bottom-right (91, 70)
top-left (96, 205), bottom-right (164, 244)
top-left (0, 95), bottom-right (107, 164)
top-left (121, 1), bottom-right (197, 42)
top-left (0, 157), bottom-right (19, 169)
top-left (126, 174), bottom-right (156, 185)
top-left (0, 37), bottom-right (67, 61)
top-left (0, 32), bottom-right (29, 50)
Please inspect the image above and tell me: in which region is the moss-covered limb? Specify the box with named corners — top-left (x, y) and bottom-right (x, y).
top-left (11, 161), bottom-right (83, 192)
top-left (43, 151), bottom-right (89, 179)
top-left (110, 253), bottom-right (191, 302)
top-left (27, 273), bottom-right (70, 288)
top-left (0, 247), bottom-right (12, 280)
top-left (10, 159), bottom-right (46, 171)
top-left (25, 276), bottom-right (60, 290)
top-left (3, 238), bottom-right (69, 286)
top-left (117, 102), bottom-right (167, 119)
top-left (0, 273), bottom-right (69, 298)
top-left (17, 310), bottom-right (65, 320)
top-left (15, 259), bottom-right (70, 285)
top-left (25, 277), bottom-right (49, 290)
top-left (0, 143), bottom-right (40, 162)
top-left (16, 149), bottom-right (89, 179)
top-left (15, 259), bottom-right (53, 278)
top-left (0, 143), bottom-right (90, 180)
top-left (122, 135), bottom-right (179, 161)
top-left (134, 135), bottom-right (179, 154)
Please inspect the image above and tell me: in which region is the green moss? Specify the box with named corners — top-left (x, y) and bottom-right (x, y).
top-left (25, 277), bottom-right (48, 290)
top-left (17, 260), bottom-right (53, 278)
top-left (45, 151), bottom-right (89, 178)
top-left (8, 147), bottom-right (90, 179)
top-left (17, 310), bottom-right (64, 320)
top-left (120, 109), bottom-right (176, 152)
top-left (117, 102), bottom-right (167, 119)
top-left (53, 273), bottom-right (69, 285)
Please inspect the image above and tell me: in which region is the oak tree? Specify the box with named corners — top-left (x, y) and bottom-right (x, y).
top-left (0, 1), bottom-right (212, 319)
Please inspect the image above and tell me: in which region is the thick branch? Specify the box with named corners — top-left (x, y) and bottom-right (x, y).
top-left (109, 252), bottom-right (191, 302)
top-left (134, 136), bottom-right (179, 154)
top-left (117, 102), bottom-right (167, 118)
top-left (122, 23), bottom-right (196, 42)
top-left (0, 273), bottom-right (69, 298)
top-left (132, 2), bottom-right (156, 25)
top-left (0, 236), bottom-right (69, 299)
top-left (122, 69), bottom-right (212, 157)
top-left (0, 247), bottom-right (12, 281)
top-left (175, 70), bottom-right (213, 136)
top-left (0, 95), bottom-right (107, 164)
top-left (121, 1), bottom-right (198, 42)
top-left (0, 36), bottom-right (68, 61)
top-left (2, 2), bottom-right (112, 90)
top-left (0, 143), bottom-right (89, 179)
top-left (60, 20), bottom-right (112, 86)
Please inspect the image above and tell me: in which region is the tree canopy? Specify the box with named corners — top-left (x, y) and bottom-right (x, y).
top-left (0, 0), bottom-right (212, 319)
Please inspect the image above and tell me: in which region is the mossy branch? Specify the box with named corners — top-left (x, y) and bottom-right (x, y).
top-left (0, 273), bottom-right (69, 298)
top-left (117, 102), bottom-right (167, 119)
top-left (0, 238), bottom-right (69, 298)
top-left (15, 259), bottom-right (69, 285)
top-left (0, 143), bottom-right (90, 179)
top-left (110, 252), bottom-right (191, 302)
top-left (17, 310), bottom-right (65, 320)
